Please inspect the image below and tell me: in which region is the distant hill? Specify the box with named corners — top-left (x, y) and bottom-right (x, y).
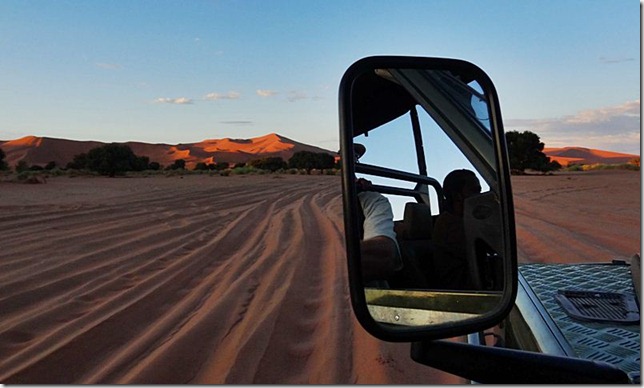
top-left (0, 133), bottom-right (336, 169)
top-left (2, 135), bottom-right (637, 171)
top-left (543, 147), bottom-right (639, 167)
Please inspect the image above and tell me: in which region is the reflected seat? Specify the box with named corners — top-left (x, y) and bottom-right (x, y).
top-left (390, 202), bottom-right (436, 289)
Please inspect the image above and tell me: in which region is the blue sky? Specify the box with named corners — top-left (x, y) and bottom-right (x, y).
top-left (0, 0), bottom-right (640, 154)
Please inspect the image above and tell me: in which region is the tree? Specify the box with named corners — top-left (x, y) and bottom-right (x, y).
top-left (288, 151), bottom-right (335, 173)
top-left (132, 155), bottom-right (150, 171)
top-left (248, 156), bottom-right (287, 172)
top-left (0, 148), bottom-right (8, 170)
top-left (67, 152), bottom-right (89, 170)
top-left (194, 162), bottom-right (208, 171)
top-left (170, 159), bottom-right (186, 170)
top-left (67, 143), bottom-right (151, 176)
top-left (84, 143), bottom-right (143, 176)
top-left (213, 162), bottom-right (230, 170)
top-left (505, 130), bottom-right (560, 173)
top-left (315, 152), bottom-right (336, 170)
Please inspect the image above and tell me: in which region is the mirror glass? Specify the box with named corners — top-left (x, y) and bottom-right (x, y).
top-left (342, 60), bottom-right (513, 335)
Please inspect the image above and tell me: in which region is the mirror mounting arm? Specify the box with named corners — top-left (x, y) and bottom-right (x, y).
top-left (410, 339), bottom-right (630, 384)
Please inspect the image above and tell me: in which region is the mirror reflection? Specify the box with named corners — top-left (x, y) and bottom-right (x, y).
top-left (349, 67), bottom-right (506, 327)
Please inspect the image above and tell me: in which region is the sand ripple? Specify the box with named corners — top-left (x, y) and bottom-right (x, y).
top-left (0, 175), bottom-right (458, 384)
top-left (4, 171), bottom-right (633, 383)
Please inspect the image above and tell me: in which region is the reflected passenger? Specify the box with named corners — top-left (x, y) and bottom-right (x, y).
top-left (352, 143), bottom-right (402, 283)
top-left (432, 169), bottom-right (481, 289)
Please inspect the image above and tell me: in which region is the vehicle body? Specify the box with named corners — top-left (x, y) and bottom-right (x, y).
top-left (493, 259), bottom-right (640, 383)
top-left (338, 56), bottom-right (640, 383)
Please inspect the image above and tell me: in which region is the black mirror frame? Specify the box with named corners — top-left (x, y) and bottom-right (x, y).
top-left (339, 56), bottom-right (518, 342)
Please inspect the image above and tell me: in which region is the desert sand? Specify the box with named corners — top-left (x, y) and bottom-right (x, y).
top-left (0, 170), bottom-right (640, 383)
top-left (512, 170), bottom-right (640, 263)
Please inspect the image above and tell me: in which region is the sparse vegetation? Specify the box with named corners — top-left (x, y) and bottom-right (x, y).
top-left (230, 166), bottom-right (260, 175)
top-left (16, 160), bottom-right (30, 173)
top-left (0, 165), bottom-right (341, 183)
top-left (564, 162), bottom-right (640, 172)
top-left (2, 146), bottom-right (342, 182)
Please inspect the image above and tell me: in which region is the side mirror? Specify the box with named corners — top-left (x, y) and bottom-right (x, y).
top-left (339, 56), bottom-right (517, 342)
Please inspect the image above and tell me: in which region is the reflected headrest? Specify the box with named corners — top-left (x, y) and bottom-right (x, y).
top-left (401, 203), bottom-right (432, 240)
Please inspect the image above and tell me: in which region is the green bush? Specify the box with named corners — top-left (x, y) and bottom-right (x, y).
top-left (48, 167), bottom-right (66, 176)
top-left (563, 163), bottom-right (640, 172)
top-left (16, 160), bottom-right (30, 173)
top-left (230, 166), bottom-right (258, 175)
top-left (564, 164), bottom-right (583, 172)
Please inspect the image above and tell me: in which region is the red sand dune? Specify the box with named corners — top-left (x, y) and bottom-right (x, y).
top-left (2, 134), bottom-right (637, 171)
top-left (0, 170), bottom-right (639, 383)
top-left (543, 147), bottom-right (638, 167)
top-left (0, 133), bottom-right (334, 170)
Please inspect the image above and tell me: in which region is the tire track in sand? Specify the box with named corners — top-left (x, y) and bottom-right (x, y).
top-left (0, 175), bottom-right (462, 384)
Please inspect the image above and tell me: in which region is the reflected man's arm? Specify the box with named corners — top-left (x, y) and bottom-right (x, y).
top-left (358, 191), bottom-right (402, 282)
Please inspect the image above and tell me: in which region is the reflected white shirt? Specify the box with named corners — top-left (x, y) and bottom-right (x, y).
top-left (358, 191), bottom-right (401, 267)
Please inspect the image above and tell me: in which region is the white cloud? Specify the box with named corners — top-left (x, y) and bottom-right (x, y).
top-left (287, 91), bottom-right (307, 102)
top-left (203, 91), bottom-right (241, 100)
top-left (220, 121), bottom-right (253, 125)
top-left (154, 97), bottom-right (193, 105)
top-left (564, 100), bottom-right (640, 124)
top-left (505, 100), bottom-right (640, 153)
top-left (257, 89), bottom-right (278, 97)
top-left (256, 89), bottom-right (318, 102)
top-left (599, 56), bottom-right (636, 64)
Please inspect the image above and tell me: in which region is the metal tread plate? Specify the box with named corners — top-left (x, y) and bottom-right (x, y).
top-left (555, 290), bottom-right (640, 324)
top-left (519, 263), bottom-right (641, 380)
